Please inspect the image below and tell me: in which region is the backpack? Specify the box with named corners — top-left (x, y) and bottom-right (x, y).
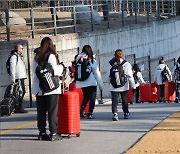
top-left (174, 64), bottom-right (180, 82)
top-left (36, 62), bottom-right (60, 94)
top-left (161, 66), bottom-right (171, 83)
top-left (59, 62), bottom-right (68, 79)
top-left (75, 58), bottom-right (92, 81)
top-left (109, 60), bottom-right (127, 88)
top-left (6, 52), bottom-right (18, 76)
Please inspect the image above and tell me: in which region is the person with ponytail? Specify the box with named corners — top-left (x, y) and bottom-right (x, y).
top-left (76, 45), bottom-right (104, 119)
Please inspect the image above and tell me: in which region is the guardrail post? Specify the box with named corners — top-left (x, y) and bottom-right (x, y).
top-left (97, 49), bottom-right (103, 104)
top-left (77, 47), bottom-right (80, 54)
top-left (121, 1), bottom-right (125, 26)
top-left (5, 9), bottom-right (10, 41)
top-left (26, 42), bottom-right (33, 108)
top-left (133, 54), bottom-right (136, 64)
top-left (135, 1), bottom-right (138, 24)
top-left (53, 7), bottom-right (57, 36)
top-left (129, 0), bottom-right (133, 16)
top-left (30, 8), bottom-right (35, 39)
top-left (90, 3), bottom-right (94, 31)
top-left (148, 55), bottom-right (151, 83)
top-left (168, 0), bottom-right (170, 18)
top-left (107, 3), bottom-right (110, 28)
top-left (101, 0), bottom-right (109, 21)
top-left (173, 58), bottom-right (176, 66)
top-left (157, 0), bottom-right (160, 20)
top-left (146, 1), bottom-right (150, 23)
top-left (174, 0), bottom-right (177, 16)
top-left (73, 6), bottom-right (77, 33)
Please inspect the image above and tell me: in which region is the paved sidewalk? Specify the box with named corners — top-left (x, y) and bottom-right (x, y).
top-left (126, 111), bottom-right (180, 154)
top-left (0, 100), bottom-right (180, 154)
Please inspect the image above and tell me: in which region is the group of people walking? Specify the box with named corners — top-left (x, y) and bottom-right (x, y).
top-left (154, 58), bottom-right (180, 103)
top-left (8, 37), bottom-right (179, 141)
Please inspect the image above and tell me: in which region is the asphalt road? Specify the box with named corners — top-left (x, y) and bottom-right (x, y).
top-left (1, 100), bottom-right (180, 154)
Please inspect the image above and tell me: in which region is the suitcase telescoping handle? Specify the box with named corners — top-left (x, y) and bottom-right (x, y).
top-left (61, 81), bottom-right (68, 94)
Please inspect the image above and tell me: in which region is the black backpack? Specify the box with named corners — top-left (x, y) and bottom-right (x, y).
top-left (174, 64), bottom-right (180, 82)
top-left (75, 58), bottom-right (92, 81)
top-left (59, 62), bottom-right (68, 79)
top-left (36, 62), bottom-right (60, 94)
top-left (161, 66), bottom-right (171, 83)
top-left (109, 60), bottom-right (127, 88)
top-left (6, 52), bottom-right (18, 76)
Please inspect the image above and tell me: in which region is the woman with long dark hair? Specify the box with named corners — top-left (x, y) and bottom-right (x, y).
top-left (76, 45), bottom-right (104, 119)
top-left (132, 63), bottom-right (145, 103)
top-left (32, 37), bottom-right (64, 141)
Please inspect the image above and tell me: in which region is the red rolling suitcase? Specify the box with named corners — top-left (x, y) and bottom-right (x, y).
top-left (57, 91), bottom-right (80, 137)
top-left (140, 84), bottom-right (152, 102)
top-left (164, 81), bottom-right (176, 102)
top-left (69, 82), bottom-right (76, 91)
top-left (69, 82), bottom-right (90, 115)
top-left (140, 83), bottom-right (160, 103)
top-left (128, 84), bottom-right (133, 104)
top-left (151, 83), bottom-right (160, 102)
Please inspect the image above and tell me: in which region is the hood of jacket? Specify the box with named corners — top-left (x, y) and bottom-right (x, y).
top-left (109, 57), bottom-right (124, 66)
top-left (157, 64), bottom-right (166, 70)
top-left (76, 52), bottom-right (96, 62)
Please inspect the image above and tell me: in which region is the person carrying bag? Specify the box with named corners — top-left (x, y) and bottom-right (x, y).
top-left (32, 37), bottom-right (64, 141)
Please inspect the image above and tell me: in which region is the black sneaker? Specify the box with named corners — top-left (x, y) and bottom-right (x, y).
top-left (175, 98), bottom-right (179, 103)
top-left (159, 99), bottom-right (162, 103)
top-left (14, 109), bottom-right (28, 113)
top-left (112, 113), bottom-right (118, 121)
top-left (38, 132), bottom-right (50, 141)
top-left (80, 112), bottom-right (86, 119)
top-left (80, 109), bottom-right (86, 119)
top-left (87, 114), bottom-right (94, 119)
top-left (49, 133), bottom-right (62, 141)
top-left (124, 112), bottom-right (130, 119)
top-left (19, 109), bottom-right (28, 113)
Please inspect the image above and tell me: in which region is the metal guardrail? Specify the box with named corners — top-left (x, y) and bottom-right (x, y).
top-left (0, 0), bottom-right (178, 41)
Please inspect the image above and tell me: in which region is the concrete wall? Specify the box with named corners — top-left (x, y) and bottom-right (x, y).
top-left (0, 17), bottom-right (180, 102)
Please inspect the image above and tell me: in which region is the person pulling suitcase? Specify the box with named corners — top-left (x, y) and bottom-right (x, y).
top-left (75, 45), bottom-right (104, 119)
top-left (6, 44), bottom-right (28, 113)
top-left (154, 59), bottom-right (172, 103)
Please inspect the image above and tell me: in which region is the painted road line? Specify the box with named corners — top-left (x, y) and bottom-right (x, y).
top-left (0, 121), bottom-right (37, 135)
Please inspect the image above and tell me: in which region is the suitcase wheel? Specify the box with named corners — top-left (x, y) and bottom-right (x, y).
top-left (76, 133), bottom-right (80, 137)
top-left (67, 134), bottom-right (71, 139)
